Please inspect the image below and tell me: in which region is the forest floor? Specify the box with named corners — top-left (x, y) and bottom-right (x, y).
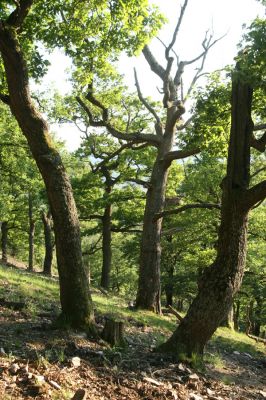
top-left (0, 262), bottom-right (265, 400)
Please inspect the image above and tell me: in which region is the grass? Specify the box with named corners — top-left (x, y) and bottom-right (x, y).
top-left (0, 263), bottom-right (265, 359)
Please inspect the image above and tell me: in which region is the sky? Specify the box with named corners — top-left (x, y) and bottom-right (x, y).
top-left (42, 0), bottom-right (265, 151)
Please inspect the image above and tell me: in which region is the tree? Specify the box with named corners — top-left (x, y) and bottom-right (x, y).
top-left (77, 1), bottom-right (221, 312)
top-left (0, 0), bottom-right (163, 328)
top-left (158, 60), bottom-right (266, 355)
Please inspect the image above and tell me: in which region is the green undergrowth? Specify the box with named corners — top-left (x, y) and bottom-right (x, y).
top-left (0, 263), bottom-right (265, 359)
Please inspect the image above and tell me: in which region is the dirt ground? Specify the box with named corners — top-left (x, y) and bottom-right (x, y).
top-left (0, 299), bottom-right (265, 400)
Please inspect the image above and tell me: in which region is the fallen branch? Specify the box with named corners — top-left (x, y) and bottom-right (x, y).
top-left (168, 305), bottom-right (183, 322)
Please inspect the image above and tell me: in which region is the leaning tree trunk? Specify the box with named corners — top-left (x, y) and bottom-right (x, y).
top-left (100, 204), bottom-right (112, 289)
top-left (41, 210), bottom-right (53, 276)
top-left (28, 192), bottom-right (35, 272)
top-left (0, 19), bottom-right (94, 329)
top-left (136, 145), bottom-right (172, 313)
top-left (158, 69), bottom-right (255, 356)
top-left (1, 221), bottom-right (8, 263)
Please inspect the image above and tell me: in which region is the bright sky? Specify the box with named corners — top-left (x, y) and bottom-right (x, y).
top-left (42, 0), bottom-right (265, 151)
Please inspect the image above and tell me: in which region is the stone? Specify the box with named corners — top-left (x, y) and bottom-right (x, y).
top-left (189, 394), bottom-right (203, 400)
top-left (9, 363), bottom-right (19, 374)
top-left (71, 356), bottom-right (81, 368)
top-left (0, 347), bottom-right (6, 355)
top-left (189, 373), bottom-right (200, 381)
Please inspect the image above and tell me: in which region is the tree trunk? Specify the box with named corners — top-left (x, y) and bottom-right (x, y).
top-left (220, 305), bottom-right (234, 329)
top-left (41, 210), bottom-right (53, 276)
top-left (100, 204), bottom-right (112, 289)
top-left (0, 20), bottom-right (94, 329)
top-left (1, 221), bottom-right (8, 263)
top-left (100, 166), bottom-right (113, 290)
top-left (253, 297), bottom-right (262, 336)
top-left (28, 192), bottom-right (35, 272)
top-left (233, 300), bottom-right (240, 331)
top-left (136, 133), bottom-right (174, 313)
top-left (158, 69), bottom-right (254, 356)
top-left (165, 266), bottom-right (174, 307)
top-left (246, 300), bottom-right (254, 335)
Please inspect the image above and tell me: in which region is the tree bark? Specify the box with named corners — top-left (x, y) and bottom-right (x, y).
top-left (0, 20), bottom-right (94, 329)
top-left (100, 204), bottom-right (112, 289)
top-left (136, 125), bottom-right (176, 313)
top-left (165, 265), bottom-right (174, 307)
top-left (158, 69), bottom-right (255, 356)
top-left (100, 166), bottom-right (113, 290)
top-left (28, 192), bottom-right (35, 271)
top-left (220, 305), bottom-right (234, 329)
top-left (41, 210), bottom-right (53, 276)
top-left (233, 300), bottom-right (240, 331)
top-left (1, 221), bottom-right (8, 263)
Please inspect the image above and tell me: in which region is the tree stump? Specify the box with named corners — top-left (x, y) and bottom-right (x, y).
top-left (101, 316), bottom-right (125, 347)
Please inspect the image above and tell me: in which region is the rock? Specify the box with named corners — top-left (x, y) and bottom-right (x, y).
top-left (206, 388), bottom-right (215, 396)
top-left (259, 391), bottom-right (266, 398)
top-left (177, 363), bottom-right (186, 372)
top-left (49, 380), bottom-right (61, 390)
top-left (0, 347), bottom-right (6, 355)
top-left (34, 375), bottom-right (45, 384)
top-left (143, 377), bottom-right (163, 386)
top-left (233, 351), bottom-right (240, 355)
top-left (189, 373), bottom-right (200, 381)
top-left (71, 388), bottom-right (87, 400)
top-left (189, 394), bottom-right (203, 400)
top-left (71, 356), bottom-right (81, 368)
top-left (9, 363), bottom-right (19, 374)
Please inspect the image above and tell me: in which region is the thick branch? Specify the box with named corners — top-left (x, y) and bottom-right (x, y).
top-left (6, 0), bottom-right (33, 28)
top-left (77, 96), bottom-right (160, 146)
top-left (254, 123), bottom-right (266, 131)
top-left (154, 203), bottom-right (221, 221)
top-left (163, 147), bottom-right (200, 167)
top-left (142, 45), bottom-right (165, 81)
top-left (244, 180), bottom-right (266, 210)
top-left (126, 178), bottom-right (151, 189)
top-left (250, 131), bottom-right (266, 153)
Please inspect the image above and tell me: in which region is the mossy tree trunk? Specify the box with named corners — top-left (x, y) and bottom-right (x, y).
top-left (0, 6), bottom-right (94, 329)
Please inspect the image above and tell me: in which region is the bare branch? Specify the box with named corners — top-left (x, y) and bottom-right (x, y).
top-left (6, 0), bottom-right (33, 28)
top-left (126, 178), bottom-right (151, 189)
top-left (154, 202), bottom-right (221, 221)
top-left (142, 45), bottom-right (165, 81)
top-left (165, 0), bottom-right (189, 61)
top-left (176, 115), bottom-right (194, 131)
top-left (183, 33), bottom-right (226, 101)
top-left (134, 68), bottom-right (161, 125)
